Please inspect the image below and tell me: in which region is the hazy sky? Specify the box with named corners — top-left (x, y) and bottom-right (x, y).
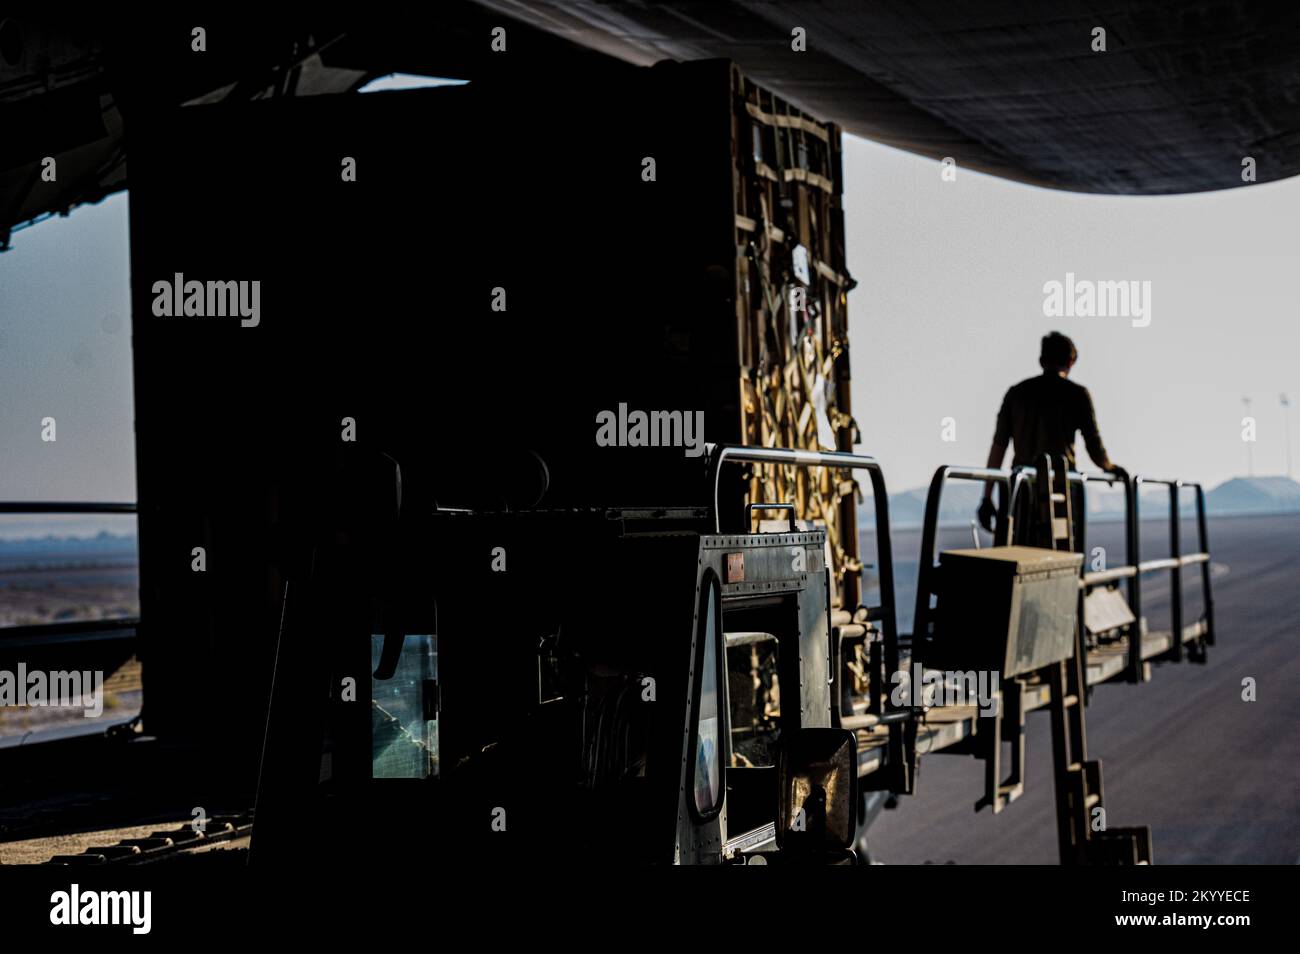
top-left (843, 134), bottom-right (1300, 492)
top-left (2, 136), bottom-right (1298, 505)
top-left (0, 192), bottom-right (135, 503)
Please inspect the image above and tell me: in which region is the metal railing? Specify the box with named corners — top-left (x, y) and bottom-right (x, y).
top-left (911, 465), bottom-right (1215, 682)
top-left (707, 443), bottom-right (914, 790)
top-left (912, 465), bottom-right (1036, 656)
top-left (711, 446), bottom-right (1215, 689)
top-left (708, 444), bottom-right (898, 669)
top-left (1130, 477), bottom-right (1215, 668)
top-left (1075, 470), bottom-right (1141, 680)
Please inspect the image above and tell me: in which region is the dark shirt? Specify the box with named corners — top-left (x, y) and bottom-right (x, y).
top-left (994, 372), bottom-right (1109, 470)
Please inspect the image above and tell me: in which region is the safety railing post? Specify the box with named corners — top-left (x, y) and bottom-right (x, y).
top-left (1195, 484), bottom-right (1216, 647)
top-left (1004, 471), bottom-right (1033, 547)
top-left (1075, 470), bottom-right (1090, 704)
top-left (1124, 474), bottom-right (1144, 682)
top-left (1168, 483), bottom-right (1184, 662)
top-left (1077, 475), bottom-right (1088, 558)
top-left (913, 467), bottom-right (949, 655)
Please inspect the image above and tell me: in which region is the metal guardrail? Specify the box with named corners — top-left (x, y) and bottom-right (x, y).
top-left (912, 465), bottom-right (1036, 656)
top-left (0, 502), bottom-right (139, 644)
top-left (707, 444), bottom-right (913, 782)
top-left (910, 466), bottom-right (1214, 683)
top-left (1074, 470), bottom-right (1142, 681)
top-left (707, 444), bottom-right (898, 669)
top-left (1129, 477), bottom-right (1216, 669)
top-left (712, 447), bottom-right (1215, 692)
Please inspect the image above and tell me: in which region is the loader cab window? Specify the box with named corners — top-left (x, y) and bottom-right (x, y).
top-left (691, 573), bottom-right (725, 817)
top-left (722, 628), bottom-right (782, 839)
top-left (371, 633), bottom-right (439, 779)
top-left (726, 632), bottom-right (780, 768)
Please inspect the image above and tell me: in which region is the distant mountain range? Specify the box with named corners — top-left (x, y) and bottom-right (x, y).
top-left (0, 529), bottom-right (137, 552)
top-left (0, 530), bottom-right (138, 571)
top-left (1205, 475), bottom-right (1300, 516)
top-left (863, 475), bottom-right (1300, 529)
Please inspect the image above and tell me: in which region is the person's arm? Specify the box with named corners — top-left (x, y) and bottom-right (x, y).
top-left (977, 437), bottom-right (1007, 532)
top-left (977, 392), bottom-right (1013, 532)
top-left (983, 440), bottom-right (1007, 500)
top-left (983, 390), bottom-right (1013, 501)
top-left (1079, 386), bottom-right (1114, 471)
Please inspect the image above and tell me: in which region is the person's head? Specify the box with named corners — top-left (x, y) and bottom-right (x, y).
top-left (1040, 331), bottom-right (1077, 375)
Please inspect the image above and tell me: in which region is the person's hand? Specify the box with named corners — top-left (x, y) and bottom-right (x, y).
top-left (977, 498), bottom-right (998, 533)
top-left (1106, 464), bottom-right (1130, 484)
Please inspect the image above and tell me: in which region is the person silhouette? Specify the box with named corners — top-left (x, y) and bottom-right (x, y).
top-left (978, 331), bottom-right (1126, 533)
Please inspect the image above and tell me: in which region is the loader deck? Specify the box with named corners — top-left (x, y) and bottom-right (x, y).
top-left (854, 619), bottom-right (1210, 778)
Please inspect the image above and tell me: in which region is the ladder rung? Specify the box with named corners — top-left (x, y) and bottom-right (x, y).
top-left (1060, 694), bottom-right (1079, 708)
top-left (1085, 793), bottom-right (1101, 809)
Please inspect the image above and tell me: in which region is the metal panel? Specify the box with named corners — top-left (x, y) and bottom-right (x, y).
top-left (701, 531), bottom-right (832, 731)
top-left (931, 545), bottom-right (1082, 678)
top-left (1084, 586), bottom-right (1136, 636)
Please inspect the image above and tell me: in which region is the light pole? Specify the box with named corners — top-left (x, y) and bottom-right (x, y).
top-left (1243, 396), bottom-right (1253, 477)
top-left (1283, 393), bottom-right (1293, 479)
